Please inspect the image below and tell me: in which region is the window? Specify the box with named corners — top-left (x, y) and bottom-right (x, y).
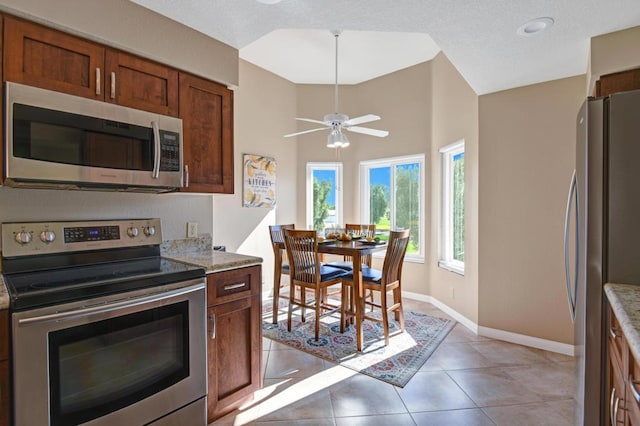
top-left (360, 154), bottom-right (425, 262)
top-left (439, 140), bottom-right (465, 274)
top-left (306, 162), bottom-right (343, 232)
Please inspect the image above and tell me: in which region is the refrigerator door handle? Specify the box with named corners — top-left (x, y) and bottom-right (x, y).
top-left (564, 169), bottom-right (578, 322)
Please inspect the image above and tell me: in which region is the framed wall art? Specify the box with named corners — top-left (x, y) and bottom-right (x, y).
top-left (243, 154), bottom-right (276, 208)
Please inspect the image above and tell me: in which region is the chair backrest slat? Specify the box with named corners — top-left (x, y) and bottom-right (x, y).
top-left (382, 229), bottom-right (410, 285)
top-left (284, 229), bottom-right (320, 284)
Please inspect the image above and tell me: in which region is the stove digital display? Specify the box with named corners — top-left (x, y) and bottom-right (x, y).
top-left (64, 226), bottom-right (120, 243)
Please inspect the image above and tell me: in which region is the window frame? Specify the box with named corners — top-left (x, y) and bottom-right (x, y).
top-left (439, 140), bottom-right (465, 275)
top-left (359, 154), bottom-right (425, 263)
top-left (306, 162), bottom-right (344, 232)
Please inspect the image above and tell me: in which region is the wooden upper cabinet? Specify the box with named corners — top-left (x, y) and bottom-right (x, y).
top-left (4, 16), bottom-right (104, 100)
top-left (596, 68), bottom-right (640, 97)
top-left (179, 72), bottom-right (234, 194)
top-left (105, 50), bottom-right (178, 116)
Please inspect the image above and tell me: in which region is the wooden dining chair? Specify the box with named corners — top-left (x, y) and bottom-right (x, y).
top-left (342, 229), bottom-right (410, 345)
top-left (283, 229), bottom-right (350, 340)
top-left (269, 224), bottom-right (295, 324)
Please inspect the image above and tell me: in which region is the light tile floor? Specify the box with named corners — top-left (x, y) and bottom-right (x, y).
top-left (211, 298), bottom-right (576, 425)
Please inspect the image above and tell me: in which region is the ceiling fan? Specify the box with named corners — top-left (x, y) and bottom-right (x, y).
top-left (284, 30), bottom-right (389, 148)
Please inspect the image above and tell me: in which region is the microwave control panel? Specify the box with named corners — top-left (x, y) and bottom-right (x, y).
top-left (159, 131), bottom-right (181, 171)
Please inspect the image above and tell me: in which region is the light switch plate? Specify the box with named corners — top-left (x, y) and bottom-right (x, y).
top-left (187, 222), bottom-right (198, 238)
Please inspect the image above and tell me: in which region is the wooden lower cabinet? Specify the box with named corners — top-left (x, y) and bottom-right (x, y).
top-left (206, 266), bottom-right (262, 422)
top-left (0, 360), bottom-right (8, 426)
top-left (0, 310), bottom-right (9, 426)
top-left (607, 304), bottom-right (640, 425)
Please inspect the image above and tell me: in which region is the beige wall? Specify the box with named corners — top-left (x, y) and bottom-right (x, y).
top-left (294, 62), bottom-right (433, 295)
top-left (0, 0), bottom-right (239, 87)
top-left (430, 53), bottom-right (480, 322)
top-left (0, 188), bottom-right (213, 242)
top-left (214, 60), bottom-right (298, 287)
top-left (478, 75), bottom-right (586, 344)
top-left (590, 25), bottom-right (640, 94)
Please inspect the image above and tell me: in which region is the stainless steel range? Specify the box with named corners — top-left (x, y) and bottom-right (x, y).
top-left (2, 219), bottom-right (207, 426)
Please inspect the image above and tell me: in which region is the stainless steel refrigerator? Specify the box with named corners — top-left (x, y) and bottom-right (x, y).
top-left (568, 89), bottom-right (640, 425)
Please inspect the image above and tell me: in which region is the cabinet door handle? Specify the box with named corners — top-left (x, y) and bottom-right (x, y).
top-left (210, 313), bottom-right (216, 339)
top-left (611, 387), bottom-right (616, 425)
top-left (184, 164), bottom-right (189, 188)
top-left (610, 327), bottom-right (620, 340)
top-left (630, 376), bottom-right (640, 403)
top-left (96, 68), bottom-right (101, 96)
top-left (110, 71), bottom-right (116, 99)
top-left (224, 282), bottom-right (246, 291)
top-left (614, 396), bottom-right (621, 424)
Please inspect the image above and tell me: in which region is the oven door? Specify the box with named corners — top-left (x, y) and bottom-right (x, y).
top-left (12, 279), bottom-right (206, 426)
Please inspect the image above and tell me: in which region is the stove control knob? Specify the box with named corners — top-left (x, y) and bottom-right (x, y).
top-left (127, 227), bottom-right (139, 238)
top-left (15, 231), bottom-right (32, 245)
top-left (143, 226), bottom-right (156, 237)
top-left (39, 230), bottom-right (56, 244)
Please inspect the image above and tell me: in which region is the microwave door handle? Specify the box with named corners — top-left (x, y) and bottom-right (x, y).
top-left (151, 121), bottom-right (161, 179)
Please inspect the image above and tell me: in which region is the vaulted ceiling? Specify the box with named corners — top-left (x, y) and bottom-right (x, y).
top-left (130, 0), bottom-right (640, 94)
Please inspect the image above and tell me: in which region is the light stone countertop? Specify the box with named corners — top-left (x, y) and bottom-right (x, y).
top-left (0, 275), bottom-right (8, 310)
top-left (605, 283), bottom-right (640, 364)
top-left (162, 234), bottom-right (262, 274)
top-left (165, 251), bottom-right (262, 274)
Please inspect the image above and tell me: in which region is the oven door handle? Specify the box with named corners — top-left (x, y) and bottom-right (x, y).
top-left (17, 282), bottom-right (205, 327)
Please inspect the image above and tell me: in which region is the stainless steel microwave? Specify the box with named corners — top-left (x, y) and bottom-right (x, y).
top-left (4, 82), bottom-right (183, 192)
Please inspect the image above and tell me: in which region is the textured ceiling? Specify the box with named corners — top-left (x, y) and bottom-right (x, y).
top-left (129, 0), bottom-right (640, 94)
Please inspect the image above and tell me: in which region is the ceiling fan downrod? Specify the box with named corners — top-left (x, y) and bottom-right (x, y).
top-left (332, 29), bottom-right (341, 114)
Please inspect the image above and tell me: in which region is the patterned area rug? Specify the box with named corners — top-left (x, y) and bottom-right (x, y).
top-left (262, 308), bottom-right (455, 387)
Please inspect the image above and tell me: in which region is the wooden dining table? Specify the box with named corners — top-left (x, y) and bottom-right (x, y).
top-left (273, 238), bottom-right (388, 351)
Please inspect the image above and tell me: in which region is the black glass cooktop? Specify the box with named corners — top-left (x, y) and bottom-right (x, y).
top-left (4, 257), bottom-right (205, 311)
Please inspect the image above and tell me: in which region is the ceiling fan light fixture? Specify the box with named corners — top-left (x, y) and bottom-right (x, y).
top-left (327, 129), bottom-right (350, 148)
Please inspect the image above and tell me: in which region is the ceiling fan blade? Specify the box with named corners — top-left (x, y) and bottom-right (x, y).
top-left (343, 114), bottom-right (381, 126)
top-left (284, 127), bottom-right (328, 138)
top-left (345, 126), bottom-right (389, 138)
top-left (295, 117), bottom-right (330, 126)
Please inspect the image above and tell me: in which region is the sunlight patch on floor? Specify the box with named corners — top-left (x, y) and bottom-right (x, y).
top-left (228, 365), bottom-right (357, 424)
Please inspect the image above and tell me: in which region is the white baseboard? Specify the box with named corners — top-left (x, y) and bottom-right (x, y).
top-left (403, 291), bottom-right (478, 334)
top-left (402, 291), bottom-right (575, 357)
top-left (478, 326), bottom-right (575, 356)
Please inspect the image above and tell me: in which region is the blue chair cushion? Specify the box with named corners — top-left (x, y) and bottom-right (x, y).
top-left (317, 265), bottom-right (351, 281)
top-left (324, 261), bottom-right (354, 271)
top-left (344, 267), bottom-right (382, 284)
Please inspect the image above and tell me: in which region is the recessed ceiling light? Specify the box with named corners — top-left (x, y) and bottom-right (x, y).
top-left (517, 17), bottom-right (554, 36)
top-left (256, 0), bottom-right (283, 4)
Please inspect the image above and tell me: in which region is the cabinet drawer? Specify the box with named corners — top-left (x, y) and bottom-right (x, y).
top-left (0, 310), bottom-right (7, 361)
top-left (609, 306), bottom-right (626, 371)
top-left (207, 266), bottom-right (261, 306)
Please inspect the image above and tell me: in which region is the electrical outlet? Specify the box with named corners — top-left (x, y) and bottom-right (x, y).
top-left (187, 222), bottom-right (198, 238)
